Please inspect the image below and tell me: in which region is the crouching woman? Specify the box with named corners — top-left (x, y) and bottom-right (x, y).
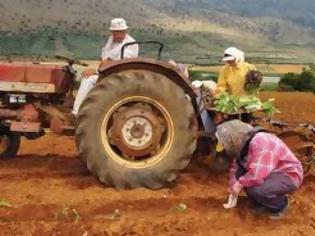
top-left (216, 120), bottom-right (303, 219)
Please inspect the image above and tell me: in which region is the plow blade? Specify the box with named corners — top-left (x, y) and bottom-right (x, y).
top-left (278, 130), bottom-right (315, 177)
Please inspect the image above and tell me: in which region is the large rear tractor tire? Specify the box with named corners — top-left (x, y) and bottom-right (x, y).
top-left (76, 70), bottom-right (198, 189)
top-left (0, 128), bottom-right (21, 159)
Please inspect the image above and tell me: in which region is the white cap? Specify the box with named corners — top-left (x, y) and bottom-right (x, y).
top-left (110, 18), bottom-right (128, 31)
top-left (202, 80), bottom-right (217, 91)
top-left (192, 80), bottom-right (203, 88)
top-left (222, 47), bottom-right (245, 63)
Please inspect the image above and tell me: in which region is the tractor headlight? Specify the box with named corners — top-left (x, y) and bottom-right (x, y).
top-left (9, 94), bottom-right (26, 104)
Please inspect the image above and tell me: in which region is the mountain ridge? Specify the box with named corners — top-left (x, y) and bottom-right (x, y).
top-left (0, 0), bottom-right (314, 62)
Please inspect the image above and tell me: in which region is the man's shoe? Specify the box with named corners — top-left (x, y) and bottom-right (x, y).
top-left (249, 200), bottom-right (267, 215)
top-left (268, 202), bottom-right (290, 220)
top-left (251, 205), bottom-right (267, 215)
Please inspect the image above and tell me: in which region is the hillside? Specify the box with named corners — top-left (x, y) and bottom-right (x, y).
top-left (0, 0), bottom-right (315, 63)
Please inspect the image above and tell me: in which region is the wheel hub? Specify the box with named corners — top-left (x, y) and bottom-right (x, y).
top-left (130, 123), bottom-right (145, 139)
top-left (122, 117), bottom-right (153, 148)
top-left (111, 108), bottom-right (164, 157)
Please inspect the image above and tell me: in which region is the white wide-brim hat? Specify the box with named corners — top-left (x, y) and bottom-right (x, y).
top-left (110, 18), bottom-right (128, 31)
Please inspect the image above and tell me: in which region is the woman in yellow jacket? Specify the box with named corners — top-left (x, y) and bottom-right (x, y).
top-left (216, 47), bottom-right (256, 96)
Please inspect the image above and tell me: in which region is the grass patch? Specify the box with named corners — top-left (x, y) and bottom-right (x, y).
top-left (189, 70), bottom-right (218, 82)
top-left (261, 83), bottom-right (279, 91)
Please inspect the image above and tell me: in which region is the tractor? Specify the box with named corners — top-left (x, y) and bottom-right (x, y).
top-left (0, 42), bottom-right (314, 189)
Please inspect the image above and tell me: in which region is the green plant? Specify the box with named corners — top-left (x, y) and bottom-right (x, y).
top-left (214, 92), bottom-right (279, 117)
top-left (170, 203), bottom-right (188, 213)
top-left (106, 209), bottom-right (121, 220)
top-left (55, 207), bottom-right (80, 223)
top-left (245, 70), bottom-right (263, 94)
top-left (279, 70), bottom-right (315, 93)
top-left (0, 199), bottom-right (13, 208)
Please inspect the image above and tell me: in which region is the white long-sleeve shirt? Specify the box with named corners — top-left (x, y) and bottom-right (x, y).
top-left (101, 34), bottom-right (139, 60)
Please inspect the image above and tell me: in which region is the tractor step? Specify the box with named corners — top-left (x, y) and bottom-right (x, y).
top-left (10, 121), bottom-right (41, 133)
top-left (50, 117), bottom-right (75, 136)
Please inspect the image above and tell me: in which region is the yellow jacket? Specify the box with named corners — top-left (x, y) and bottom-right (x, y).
top-left (216, 61), bottom-right (256, 96)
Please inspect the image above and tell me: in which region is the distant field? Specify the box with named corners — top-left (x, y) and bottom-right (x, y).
top-left (0, 59), bottom-right (306, 80)
top-left (190, 64), bottom-right (306, 75)
top-left (43, 61), bottom-right (308, 75)
top-left (0, 56), bottom-right (307, 76)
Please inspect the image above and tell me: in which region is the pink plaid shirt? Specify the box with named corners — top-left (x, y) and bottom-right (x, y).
top-left (229, 132), bottom-right (303, 190)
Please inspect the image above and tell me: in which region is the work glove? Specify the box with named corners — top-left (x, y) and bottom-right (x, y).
top-left (223, 181), bottom-right (243, 209)
top-left (232, 181), bottom-right (243, 195)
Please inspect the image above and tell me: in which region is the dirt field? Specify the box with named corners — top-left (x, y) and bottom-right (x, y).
top-left (1, 92), bottom-right (315, 236)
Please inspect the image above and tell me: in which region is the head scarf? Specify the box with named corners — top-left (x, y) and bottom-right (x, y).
top-left (215, 120), bottom-right (253, 158)
top-left (236, 49), bottom-right (245, 63)
top-left (168, 60), bottom-right (189, 79)
top-left (223, 47), bottom-right (245, 63)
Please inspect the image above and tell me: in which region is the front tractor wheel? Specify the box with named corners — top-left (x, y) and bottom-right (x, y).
top-left (0, 128), bottom-right (20, 159)
top-left (76, 70), bottom-right (197, 189)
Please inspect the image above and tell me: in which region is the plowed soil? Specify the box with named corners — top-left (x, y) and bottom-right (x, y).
top-left (1, 92), bottom-right (315, 236)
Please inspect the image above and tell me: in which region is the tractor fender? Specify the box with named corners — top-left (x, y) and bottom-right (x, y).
top-left (97, 58), bottom-right (196, 98)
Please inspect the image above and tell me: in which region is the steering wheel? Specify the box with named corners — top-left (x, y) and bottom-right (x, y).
top-left (55, 55), bottom-right (89, 67)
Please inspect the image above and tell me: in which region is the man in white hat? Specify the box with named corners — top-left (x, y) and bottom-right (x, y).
top-left (101, 18), bottom-right (139, 61)
top-left (216, 47), bottom-right (255, 96)
top-left (72, 18), bottom-right (139, 116)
